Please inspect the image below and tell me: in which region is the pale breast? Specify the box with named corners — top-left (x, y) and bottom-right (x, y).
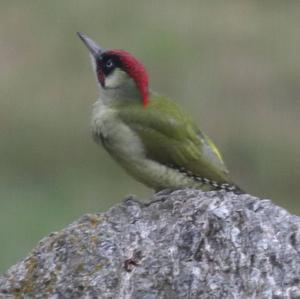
top-left (91, 100), bottom-right (145, 160)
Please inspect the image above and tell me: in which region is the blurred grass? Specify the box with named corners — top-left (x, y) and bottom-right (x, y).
top-left (0, 1), bottom-right (299, 273)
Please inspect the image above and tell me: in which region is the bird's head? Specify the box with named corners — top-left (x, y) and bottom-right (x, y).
top-left (78, 32), bottom-right (149, 106)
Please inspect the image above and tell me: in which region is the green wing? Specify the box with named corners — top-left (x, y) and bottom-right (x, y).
top-left (118, 95), bottom-right (231, 184)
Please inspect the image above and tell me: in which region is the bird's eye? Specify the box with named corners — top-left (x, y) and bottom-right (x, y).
top-left (106, 59), bottom-right (114, 68)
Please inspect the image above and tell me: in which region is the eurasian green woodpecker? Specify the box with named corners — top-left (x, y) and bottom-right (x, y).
top-left (78, 32), bottom-right (242, 193)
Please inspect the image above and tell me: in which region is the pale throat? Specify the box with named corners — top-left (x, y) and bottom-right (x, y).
top-left (98, 69), bottom-right (141, 105)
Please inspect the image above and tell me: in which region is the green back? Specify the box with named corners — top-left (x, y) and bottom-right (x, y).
top-left (117, 94), bottom-right (231, 184)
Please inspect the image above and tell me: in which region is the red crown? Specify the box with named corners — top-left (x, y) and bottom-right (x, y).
top-left (106, 50), bottom-right (149, 107)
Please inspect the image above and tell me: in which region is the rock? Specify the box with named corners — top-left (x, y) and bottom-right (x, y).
top-left (1, 189), bottom-right (300, 298)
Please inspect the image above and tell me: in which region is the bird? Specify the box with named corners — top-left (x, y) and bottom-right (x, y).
top-left (77, 32), bottom-right (243, 193)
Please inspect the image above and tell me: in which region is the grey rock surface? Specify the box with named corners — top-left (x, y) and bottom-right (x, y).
top-left (1, 189), bottom-right (300, 299)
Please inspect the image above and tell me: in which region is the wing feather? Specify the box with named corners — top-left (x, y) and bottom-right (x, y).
top-left (118, 96), bottom-right (231, 183)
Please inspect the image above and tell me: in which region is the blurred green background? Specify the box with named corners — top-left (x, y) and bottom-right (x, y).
top-left (0, 1), bottom-right (299, 273)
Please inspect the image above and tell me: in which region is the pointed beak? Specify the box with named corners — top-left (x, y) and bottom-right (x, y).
top-left (77, 32), bottom-right (105, 58)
